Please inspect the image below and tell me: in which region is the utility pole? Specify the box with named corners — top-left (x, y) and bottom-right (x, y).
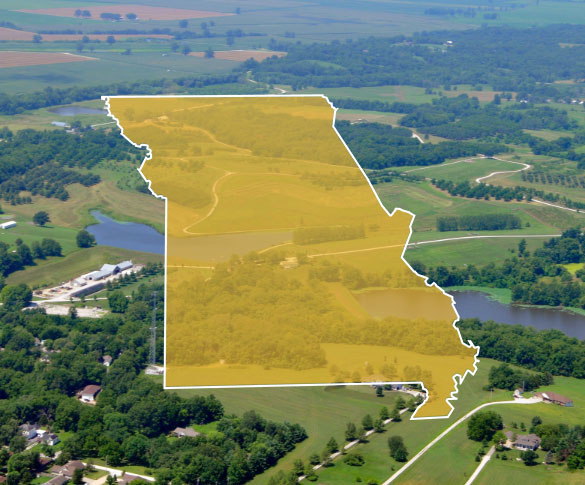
top-left (149, 290), bottom-right (158, 365)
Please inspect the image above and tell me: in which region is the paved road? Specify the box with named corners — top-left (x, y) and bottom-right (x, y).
top-left (381, 398), bottom-right (541, 484)
top-left (464, 445), bottom-right (496, 485)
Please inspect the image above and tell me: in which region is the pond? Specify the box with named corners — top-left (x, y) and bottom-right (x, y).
top-left (50, 106), bottom-right (106, 116)
top-left (450, 290), bottom-right (585, 340)
top-left (86, 211), bottom-right (164, 254)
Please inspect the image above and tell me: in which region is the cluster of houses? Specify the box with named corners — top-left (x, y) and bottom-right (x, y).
top-left (19, 423), bottom-right (60, 446)
top-left (46, 460), bottom-right (150, 484)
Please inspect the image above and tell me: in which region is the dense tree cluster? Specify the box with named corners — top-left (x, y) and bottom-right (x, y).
top-left (487, 363), bottom-right (553, 392)
top-left (0, 129), bottom-right (143, 204)
top-left (0, 237), bottom-right (62, 278)
top-left (458, 319), bottom-right (585, 378)
top-left (250, 25), bottom-right (585, 101)
top-left (436, 214), bottom-right (521, 232)
top-left (336, 120), bottom-right (509, 169)
top-left (467, 411), bottom-right (503, 442)
top-left (0, 75), bottom-right (265, 115)
top-left (0, 281), bottom-right (306, 483)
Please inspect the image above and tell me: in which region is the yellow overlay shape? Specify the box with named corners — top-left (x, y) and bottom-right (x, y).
top-left (106, 95), bottom-right (478, 418)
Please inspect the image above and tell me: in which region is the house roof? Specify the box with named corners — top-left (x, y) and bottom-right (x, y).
top-left (46, 476), bottom-right (69, 485)
top-left (81, 384), bottom-right (101, 396)
top-left (118, 260), bottom-right (133, 270)
top-left (515, 433), bottom-right (541, 447)
top-left (119, 474), bottom-right (142, 484)
top-left (173, 427), bottom-right (200, 437)
top-left (61, 460), bottom-right (84, 476)
top-left (103, 355), bottom-right (113, 363)
top-left (20, 423), bottom-right (37, 431)
top-left (539, 391), bottom-right (572, 404)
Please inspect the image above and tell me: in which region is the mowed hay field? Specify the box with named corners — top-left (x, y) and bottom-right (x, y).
top-left (17, 5), bottom-right (233, 20)
top-left (0, 51), bottom-right (95, 68)
top-left (190, 50), bottom-right (286, 62)
top-left (0, 27), bottom-right (172, 41)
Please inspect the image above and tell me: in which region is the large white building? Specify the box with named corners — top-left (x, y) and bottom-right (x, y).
top-left (0, 221), bottom-right (16, 229)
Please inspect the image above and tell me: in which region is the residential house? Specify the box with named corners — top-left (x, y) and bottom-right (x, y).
top-left (172, 427), bottom-right (200, 438)
top-left (535, 391), bottom-right (573, 407)
top-left (51, 460), bottom-right (85, 478)
top-left (42, 433), bottom-right (60, 446)
top-left (118, 473), bottom-right (142, 484)
top-left (505, 431), bottom-right (541, 451)
top-left (80, 384), bottom-right (101, 402)
top-left (20, 424), bottom-right (38, 440)
top-left (102, 355), bottom-right (113, 366)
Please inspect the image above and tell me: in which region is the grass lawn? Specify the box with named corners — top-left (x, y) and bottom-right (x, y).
top-left (85, 469), bottom-right (108, 479)
top-left (308, 358), bottom-right (512, 485)
top-left (172, 385), bottom-right (408, 483)
top-left (31, 477), bottom-right (51, 484)
top-left (0, 218), bottom-right (78, 255)
top-left (396, 375), bottom-right (585, 484)
top-left (403, 157), bottom-right (525, 184)
top-left (6, 245), bottom-right (162, 288)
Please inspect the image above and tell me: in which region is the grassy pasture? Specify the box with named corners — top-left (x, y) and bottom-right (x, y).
top-left (299, 85), bottom-right (437, 104)
top-left (402, 157), bottom-right (525, 184)
top-left (6, 245), bottom-right (162, 288)
top-left (398, 375), bottom-right (585, 484)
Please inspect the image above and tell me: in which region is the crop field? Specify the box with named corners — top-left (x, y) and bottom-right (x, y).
top-left (0, 27), bottom-right (172, 41)
top-left (190, 49), bottom-right (286, 62)
top-left (16, 5), bottom-right (233, 21)
top-left (0, 50), bottom-right (96, 68)
top-left (6, 245), bottom-right (162, 288)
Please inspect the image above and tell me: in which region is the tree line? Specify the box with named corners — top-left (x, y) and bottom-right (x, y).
top-left (436, 213), bottom-right (522, 232)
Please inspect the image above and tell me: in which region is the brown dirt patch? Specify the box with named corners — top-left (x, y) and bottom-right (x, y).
top-left (0, 51), bottom-right (96, 68)
top-left (17, 5), bottom-right (233, 21)
top-left (0, 27), bottom-right (172, 41)
top-left (442, 89), bottom-right (516, 102)
top-left (190, 50), bottom-right (286, 62)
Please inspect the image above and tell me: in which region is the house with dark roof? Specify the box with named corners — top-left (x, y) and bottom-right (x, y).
top-left (80, 385), bottom-right (101, 402)
top-left (504, 431), bottom-right (541, 451)
top-left (51, 460), bottom-right (84, 478)
top-left (535, 391), bottom-right (573, 407)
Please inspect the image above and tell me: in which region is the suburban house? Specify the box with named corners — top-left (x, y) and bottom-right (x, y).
top-left (535, 391), bottom-right (573, 407)
top-left (50, 460), bottom-right (85, 478)
top-left (20, 423), bottom-right (38, 440)
top-left (103, 355), bottom-right (113, 366)
top-left (80, 384), bottom-right (101, 402)
top-left (505, 431), bottom-right (541, 451)
top-left (42, 433), bottom-right (60, 446)
top-left (172, 427), bottom-right (200, 438)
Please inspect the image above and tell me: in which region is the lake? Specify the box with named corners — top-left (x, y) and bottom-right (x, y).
top-left (50, 106), bottom-right (106, 116)
top-left (450, 290), bottom-right (585, 340)
top-left (86, 211), bottom-right (164, 254)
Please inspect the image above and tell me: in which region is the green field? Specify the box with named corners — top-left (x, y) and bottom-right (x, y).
top-left (403, 157), bottom-right (526, 184)
top-left (6, 245), bottom-right (162, 288)
top-left (163, 358), bottom-right (516, 484)
top-left (300, 85), bottom-right (438, 104)
top-left (0, 216), bottom-right (78, 255)
top-left (398, 376), bottom-right (585, 484)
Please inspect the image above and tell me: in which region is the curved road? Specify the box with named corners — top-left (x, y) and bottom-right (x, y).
top-left (381, 398), bottom-right (541, 484)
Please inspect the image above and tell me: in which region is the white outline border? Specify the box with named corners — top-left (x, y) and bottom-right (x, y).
top-left (102, 94), bottom-right (480, 420)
